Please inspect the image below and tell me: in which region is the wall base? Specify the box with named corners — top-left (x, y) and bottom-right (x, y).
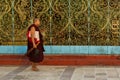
top-left (0, 54), bottom-right (120, 66)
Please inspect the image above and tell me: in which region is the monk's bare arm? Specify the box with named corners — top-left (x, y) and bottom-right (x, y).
top-left (30, 27), bottom-right (37, 48)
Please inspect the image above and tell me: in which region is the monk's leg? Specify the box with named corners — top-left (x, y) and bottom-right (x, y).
top-left (31, 62), bottom-right (39, 71)
top-left (35, 63), bottom-right (39, 70)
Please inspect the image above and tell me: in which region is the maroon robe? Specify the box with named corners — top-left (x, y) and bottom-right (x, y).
top-left (27, 24), bottom-right (45, 63)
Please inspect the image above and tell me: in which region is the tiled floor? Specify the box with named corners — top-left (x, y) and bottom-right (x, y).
top-left (0, 66), bottom-right (120, 80)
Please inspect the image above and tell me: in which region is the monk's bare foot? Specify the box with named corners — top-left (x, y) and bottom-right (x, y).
top-left (32, 67), bottom-right (39, 71)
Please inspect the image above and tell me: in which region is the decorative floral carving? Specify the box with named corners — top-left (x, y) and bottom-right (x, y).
top-left (0, 0), bottom-right (120, 45)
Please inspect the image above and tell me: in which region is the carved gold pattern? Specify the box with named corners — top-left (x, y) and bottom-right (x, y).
top-left (0, 0), bottom-right (120, 45)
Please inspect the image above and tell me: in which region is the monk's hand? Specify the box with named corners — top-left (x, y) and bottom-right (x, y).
top-left (33, 44), bottom-right (37, 48)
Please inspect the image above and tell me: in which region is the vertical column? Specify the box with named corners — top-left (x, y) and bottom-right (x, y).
top-left (68, 0), bottom-right (71, 45)
top-left (107, 0), bottom-right (110, 54)
top-left (12, 0), bottom-right (15, 54)
top-left (12, 0), bottom-right (15, 45)
top-left (118, 3), bottom-right (120, 46)
top-left (49, 0), bottom-right (53, 53)
top-left (88, 0), bottom-right (90, 54)
top-left (30, 0), bottom-right (33, 23)
top-left (107, 0), bottom-right (110, 45)
top-left (49, 0), bottom-right (52, 45)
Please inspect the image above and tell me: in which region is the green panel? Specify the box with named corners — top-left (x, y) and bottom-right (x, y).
top-left (109, 0), bottom-right (120, 45)
top-left (52, 0), bottom-right (69, 45)
top-left (71, 0), bottom-right (88, 45)
top-left (90, 0), bottom-right (108, 45)
top-left (0, 0), bottom-right (12, 45)
top-left (13, 0), bottom-right (31, 45)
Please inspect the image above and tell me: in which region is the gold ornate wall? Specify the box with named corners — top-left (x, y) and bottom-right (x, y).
top-left (0, 0), bottom-right (120, 45)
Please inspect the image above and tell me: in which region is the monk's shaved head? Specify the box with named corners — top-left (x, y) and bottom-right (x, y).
top-left (33, 18), bottom-right (39, 23)
top-left (33, 18), bottom-right (40, 26)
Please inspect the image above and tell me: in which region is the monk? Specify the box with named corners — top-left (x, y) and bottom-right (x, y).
top-left (26, 18), bottom-right (45, 71)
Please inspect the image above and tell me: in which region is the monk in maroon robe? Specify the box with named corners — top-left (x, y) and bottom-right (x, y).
top-left (26, 18), bottom-right (45, 71)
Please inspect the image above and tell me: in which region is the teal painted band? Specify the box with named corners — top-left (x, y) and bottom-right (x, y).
top-left (0, 46), bottom-right (120, 54)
